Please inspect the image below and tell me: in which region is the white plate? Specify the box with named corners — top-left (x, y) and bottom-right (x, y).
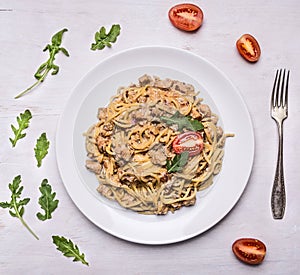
top-left (56, 46), bottom-right (254, 245)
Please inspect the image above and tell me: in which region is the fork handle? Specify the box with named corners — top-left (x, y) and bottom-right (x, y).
top-left (271, 122), bottom-right (286, 219)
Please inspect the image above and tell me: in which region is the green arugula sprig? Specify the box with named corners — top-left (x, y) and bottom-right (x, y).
top-left (91, 24), bottom-right (121, 50)
top-left (37, 179), bottom-right (59, 221)
top-left (9, 109), bottom-right (32, 147)
top-left (52, 236), bottom-right (89, 266)
top-left (166, 152), bottom-right (189, 173)
top-left (15, 28), bottom-right (69, 99)
top-left (0, 175), bottom-right (39, 240)
top-left (161, 111), bottom-right (204, 132)
top-left (34, 133), bottom-right (50, 167)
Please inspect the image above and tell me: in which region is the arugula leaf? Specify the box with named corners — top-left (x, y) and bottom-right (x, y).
top-left (0, 175), bottom-right (39, 240)
top-left (166, 152), bottom-right (189, 173)
top-left (52, 235), bottom-right (89, 266)
top-left (15, 28), bottom-right (69, 99)
top-left (188, 117), bottom-right (204, 131)
top-left (161, 111), bottom-right (204, 131)
top-left (9, 109), bottom-right (32, 147)
top-left (34, 132), bottom-right (50, 167)
top-left (91, 24), bottom-right (121, 51)
top-left (36, 179), bottom-right (59, 221)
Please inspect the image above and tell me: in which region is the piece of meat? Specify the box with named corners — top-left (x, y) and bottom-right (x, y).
top-left (114, 143), bottom-right (132, 165)
top-left (138, 74), bottom-right (154, 86)
top-left (172, 80), bottom-right (195, 95)
top-left (97, 184), bottom-right (113, 198)
top-left (154, 78), bottom-right (173, 89)
top-left (148, 144), bottom-right (167, 166)
top-left (199, 104), bottom-right (212, 118)
top-left (85, 160), bottom-right (102, 174)
top-left (216, 126), bottom-right (224, 140)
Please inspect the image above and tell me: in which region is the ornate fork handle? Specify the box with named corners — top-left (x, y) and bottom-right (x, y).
top-left (271, 121), bottom-right (286, 219)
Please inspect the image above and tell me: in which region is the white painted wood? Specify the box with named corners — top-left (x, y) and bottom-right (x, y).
top-left (0, 0), bottom-right (299, 274)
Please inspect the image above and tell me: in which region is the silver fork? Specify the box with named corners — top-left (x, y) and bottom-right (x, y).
top-left (270, 68), bottom-right (290, 219)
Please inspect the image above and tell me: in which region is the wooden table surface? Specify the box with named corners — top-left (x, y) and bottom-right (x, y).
top-left (1, 1), bottom-right (300, 274)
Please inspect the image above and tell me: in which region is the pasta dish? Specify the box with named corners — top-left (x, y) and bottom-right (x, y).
top-left (85, 75), bottom-right (233, 215)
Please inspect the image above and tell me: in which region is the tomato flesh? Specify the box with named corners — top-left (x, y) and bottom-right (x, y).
top-left (236, 34), bottom-right (261, 62)
top-left (168, 4), bottom-right (204, 32)
top-left (232, 238), bottom-right (266, 265)
top-left (172, 131), bottom-right (203, 156)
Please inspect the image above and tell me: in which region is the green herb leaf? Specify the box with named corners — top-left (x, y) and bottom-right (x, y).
top-left (51, 28), bottom-right (68, 46)
top-left (91, 24), bottom-right (121, 51)
top-left (0, 175), bottom-right (39, 240)
top-left (36, 179), bottom-right (59, 221)
top-left (15, 28), bottom-right (69, 99)
top-left (161, 111), bottom-right (204, 131)
top-left (34, 133), bottom-right (50, 167)
top-left (52, 235), bottom-right (89, 266)
top-left (9, 109), bottom-right (32, 147)
top-left (166, 151), bottom-right (189, 173)
top-left (187, 116), bottom-right (204, 131)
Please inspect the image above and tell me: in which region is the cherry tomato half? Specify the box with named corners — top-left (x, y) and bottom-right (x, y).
top-left (236, 34), bottom-right (261, 62)
top-left (168, 3), bottom-right (204, 32)
top-left (232, 238), bottom-right (266, 265)
top-left (172, 131), bottom-right (203, 156)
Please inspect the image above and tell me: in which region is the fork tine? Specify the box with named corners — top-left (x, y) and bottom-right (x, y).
top-left (280, 69), bottom-right (285, 106)
top-left (276, 69), bottom-right (282, 107)
top-left (271, 69), bottom-right (279, 107)
top-left (284, 70), bottom-right (290, 107)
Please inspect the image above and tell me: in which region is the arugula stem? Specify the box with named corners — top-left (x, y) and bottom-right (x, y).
top-left (15, 68), bottom-right (50, 99)
top-left (19, 215), bottom-right (40, 240)
top-left (13, 196), bottom-right (39, 240)
top-left (14, 80), bottom-right (42, 99)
